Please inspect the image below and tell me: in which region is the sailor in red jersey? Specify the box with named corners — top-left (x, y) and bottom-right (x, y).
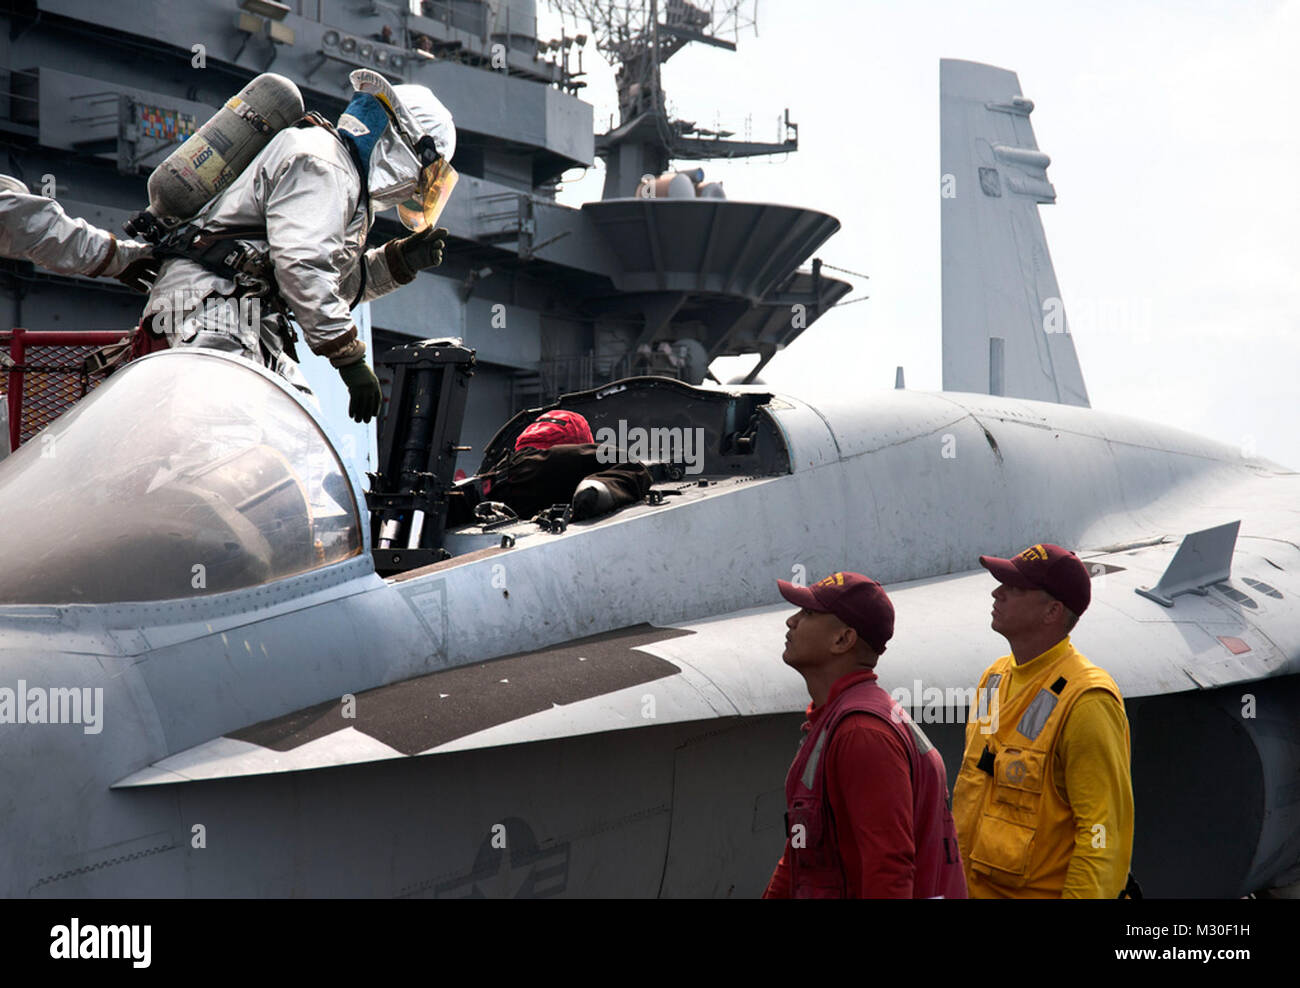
top-left (763, 572), bottom-right (967, 899)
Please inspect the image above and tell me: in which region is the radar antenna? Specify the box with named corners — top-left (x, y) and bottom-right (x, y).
top-left (547, 0), bottom-right (797, 197)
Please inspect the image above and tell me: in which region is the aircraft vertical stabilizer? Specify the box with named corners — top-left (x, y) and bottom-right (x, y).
top-left (940, 59), bottom-right (1089, 407)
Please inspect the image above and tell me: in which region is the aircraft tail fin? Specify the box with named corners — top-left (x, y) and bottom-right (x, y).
top-left (940, 59), bottom-right (1089, 407)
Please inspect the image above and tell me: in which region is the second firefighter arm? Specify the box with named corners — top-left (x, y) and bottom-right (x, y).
top-left (0, 192), bottom-right (151, 278)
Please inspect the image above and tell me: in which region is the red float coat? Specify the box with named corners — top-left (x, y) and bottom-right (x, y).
top-left (764, 670), bottom-right (968, 898)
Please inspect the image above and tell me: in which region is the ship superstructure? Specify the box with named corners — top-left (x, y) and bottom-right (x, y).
top-left (1, 0), bottom-right (848, 461)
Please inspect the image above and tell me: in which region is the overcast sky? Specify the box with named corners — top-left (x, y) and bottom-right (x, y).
top-left (538, 0), bottom-right (1300, 469)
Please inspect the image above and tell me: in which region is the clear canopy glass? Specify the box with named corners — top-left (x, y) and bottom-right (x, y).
top-left (0, 351), bottom-right (362, 604)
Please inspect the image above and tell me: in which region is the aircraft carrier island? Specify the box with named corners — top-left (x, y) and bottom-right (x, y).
top-left (1, 0), bottom-right (1298, 903)
top-left (0, 0), bottom-right (848, 461)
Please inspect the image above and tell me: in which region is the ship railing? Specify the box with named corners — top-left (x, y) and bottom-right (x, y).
top-left (472, 191), bottom-right (531, 245)
top-left (539, 354), bottom-right (595, 399)
top-left (0, 67), bottom-right (40, 132)
top-left (1, 328), bottom-right (132, 452)
top-left (609, 352), bottom-right (687, 383)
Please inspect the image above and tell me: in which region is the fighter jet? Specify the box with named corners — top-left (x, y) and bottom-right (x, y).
top-left (1, 59), bottom-right (1296, 899)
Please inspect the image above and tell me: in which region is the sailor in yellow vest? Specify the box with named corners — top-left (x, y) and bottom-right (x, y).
top-left (952, 543), bottom-right (1134, 897)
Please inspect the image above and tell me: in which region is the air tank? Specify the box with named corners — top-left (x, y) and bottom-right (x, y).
top-left (124, 73), bottom-right (304, 242)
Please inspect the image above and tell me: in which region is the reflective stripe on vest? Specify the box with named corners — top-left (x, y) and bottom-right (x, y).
top-left (1016, 689), bottom-right (1060, 741)
top-left (903, 714), bottom-right (934, 756)
top-left (800, 729), bottom-right (828, 790)
top-left (976, 673), bottom-right (1002, 723)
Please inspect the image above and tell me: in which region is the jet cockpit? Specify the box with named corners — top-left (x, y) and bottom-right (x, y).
top-left (0, 342), bottom-right (797, 602)
top-left (369, 339), bottom-right (794, 575)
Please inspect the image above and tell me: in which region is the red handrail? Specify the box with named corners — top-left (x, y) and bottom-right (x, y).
top-left (3, 328), bottom-right (132, 450)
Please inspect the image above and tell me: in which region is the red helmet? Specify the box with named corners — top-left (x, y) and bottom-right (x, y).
top-left (514, 410), bottom-right (593, 451)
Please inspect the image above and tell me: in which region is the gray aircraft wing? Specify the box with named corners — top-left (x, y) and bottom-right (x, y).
top-left (115, 531), bottom-right (1300, 786)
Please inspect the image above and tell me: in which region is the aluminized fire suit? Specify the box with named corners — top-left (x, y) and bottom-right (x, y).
top-left (142, 122), bottom-right (392, 392)
top-left (143, 72), bottom-right (457, 398)
top-left (1, 73), bottom-right (455, 419)
top-left (0, 176), bottom-right (153, 282)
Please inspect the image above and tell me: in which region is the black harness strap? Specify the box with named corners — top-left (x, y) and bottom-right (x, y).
top-left (152, 225), bottom-right (269, 281)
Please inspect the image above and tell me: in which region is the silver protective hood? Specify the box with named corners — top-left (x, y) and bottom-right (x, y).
top-left (0, 175), bottom-right (31, 195)
top-left (348, 70), bottom-right (456, 210)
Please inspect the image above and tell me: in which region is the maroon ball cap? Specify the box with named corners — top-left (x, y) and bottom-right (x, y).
top-left (777, 571), bottom-right (895, 654)
top-left (515, 409), bottom-right (594, 451)
top-left (979, 543), bottom-right (1091, 616)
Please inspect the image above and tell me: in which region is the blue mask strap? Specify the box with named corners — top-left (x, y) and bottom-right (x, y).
top-left (336, 92), bottom-right (390, 172)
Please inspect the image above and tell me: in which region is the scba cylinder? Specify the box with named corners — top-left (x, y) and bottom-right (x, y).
top-left (127, 74), bottom-right (304, 240)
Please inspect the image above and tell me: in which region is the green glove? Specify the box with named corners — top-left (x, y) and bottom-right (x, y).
top-left (386, 226), bottom-right (448, 283)
top-left (338, 360), bottom-right (381, 423)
